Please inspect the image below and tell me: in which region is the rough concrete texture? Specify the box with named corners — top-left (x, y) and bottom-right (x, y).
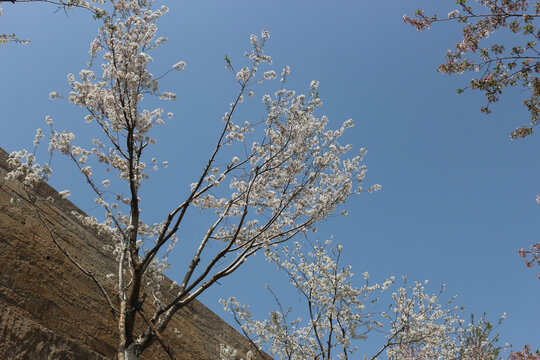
top-left (0, 147), bottom-right (263, 359)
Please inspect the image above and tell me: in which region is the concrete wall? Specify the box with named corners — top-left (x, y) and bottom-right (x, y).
top-left (0, 147), bottom-right (262, 360)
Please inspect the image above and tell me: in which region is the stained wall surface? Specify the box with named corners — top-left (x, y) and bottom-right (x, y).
top-left (0, 147), bottom-right (261, 360)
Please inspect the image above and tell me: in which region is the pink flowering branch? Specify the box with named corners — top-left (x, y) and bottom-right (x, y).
top-left (518, 243), bottom-right (540, 278)
top-left (510, 345), bottom-right (540, 360)
top-left (404, 0), bottom-right (539, 139)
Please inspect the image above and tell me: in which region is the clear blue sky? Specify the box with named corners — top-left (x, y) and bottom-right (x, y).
top-left (1, 0), bottom-right (538, 354)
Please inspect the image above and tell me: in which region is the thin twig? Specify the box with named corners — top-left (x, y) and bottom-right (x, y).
top-left (28, 191), bottom-right (118, 317)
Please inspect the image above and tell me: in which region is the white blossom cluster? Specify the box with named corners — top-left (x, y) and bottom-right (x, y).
top-left (384, 281), bottom-right (464, 359)
top-left (384, 282), bottom-right (505, 360)
top-left (220, 345), bottom-right (255, 360)
top-left (221, 242), bottom-right (504, 360)
top-left (5, 149), bottom-right (51, 193)
top-left (221, 241), bottom-right (393, 360)
top-left (0, 4), bottom-right (30, 46)
top-left (190, 81), bottom-right (376, 255)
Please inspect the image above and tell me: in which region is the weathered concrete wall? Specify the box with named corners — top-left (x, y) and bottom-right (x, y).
top-left (0, 147), bottom-right (261, 359)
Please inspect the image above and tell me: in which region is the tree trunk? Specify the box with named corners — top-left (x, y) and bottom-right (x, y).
top-left (124, 344), bottom-right (140, 360)
top-left (118, 341), bottom-right (140, 360)
top-left (118, 300), bottom-right (128, 360)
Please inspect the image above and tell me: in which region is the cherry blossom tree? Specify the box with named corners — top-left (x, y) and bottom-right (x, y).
top-left (4, 0), bottom-right (379, 359)
top-left (404, 0), bottom-right (539, 139)
top-left (220, 241), bottom-right (505, 360)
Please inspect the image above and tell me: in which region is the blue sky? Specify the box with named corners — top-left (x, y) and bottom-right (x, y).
top-left (1, 0), bottom-right (538, 354)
